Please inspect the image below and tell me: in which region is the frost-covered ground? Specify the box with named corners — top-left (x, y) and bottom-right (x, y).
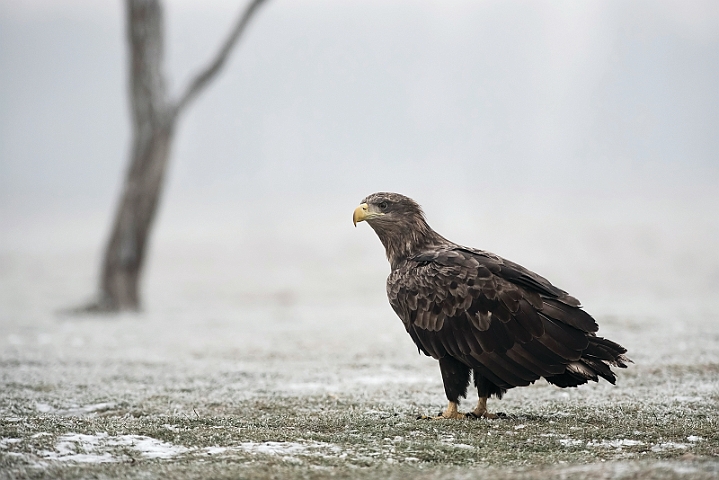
top-left (1, 219), bottom-right (719, 479)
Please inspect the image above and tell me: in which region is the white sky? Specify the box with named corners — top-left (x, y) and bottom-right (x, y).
top-left (0, 0), bottom-right (717, 314)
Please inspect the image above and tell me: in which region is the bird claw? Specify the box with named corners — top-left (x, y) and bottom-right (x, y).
top-left (439, 412), bottom-right (466, 420)
top-left (466, 410), bottom-right (506, 420)
top-left (417, 410), bottom-right (466, 420)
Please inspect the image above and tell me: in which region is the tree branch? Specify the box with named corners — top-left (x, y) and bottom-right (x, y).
top-left (173, 0), bottom-right (269, 116)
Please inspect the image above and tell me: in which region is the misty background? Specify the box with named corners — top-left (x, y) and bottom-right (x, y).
top-left (1, 0), bottom-right (718, 326)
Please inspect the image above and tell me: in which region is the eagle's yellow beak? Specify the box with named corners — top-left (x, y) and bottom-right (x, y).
top-left (353, 203), bottom-right (369, 227)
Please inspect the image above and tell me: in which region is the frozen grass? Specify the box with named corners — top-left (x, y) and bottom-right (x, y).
top-left (2, 310), bottom-right (718, 479)
top-left (1, 246), bottom-right (719, 479)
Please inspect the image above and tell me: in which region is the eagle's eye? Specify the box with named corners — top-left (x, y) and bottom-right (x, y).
top-left (378, 202), bottom-right (388, 210)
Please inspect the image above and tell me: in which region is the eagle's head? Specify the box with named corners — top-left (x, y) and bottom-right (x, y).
top-left (353, 192), bottom-right (446, 268)
top-left (353, 192), bottom-right (425, 228)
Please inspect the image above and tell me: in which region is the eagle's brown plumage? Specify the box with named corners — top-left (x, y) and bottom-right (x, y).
top-left (354, 192), bottom-right (630, 419)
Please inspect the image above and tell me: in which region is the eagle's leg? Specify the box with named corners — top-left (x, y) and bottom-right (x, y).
top-left (470, 397), bottom-right (497, 419)
top-left (429, 357), bottom-right (471, 419)
top-left (434, 400), bottom-right (464, 420)
top-left (469, 372), bottom-right (505, 419)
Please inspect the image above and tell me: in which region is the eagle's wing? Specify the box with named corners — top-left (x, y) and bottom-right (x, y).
top-left (387, 247), bottom-right (622, 389)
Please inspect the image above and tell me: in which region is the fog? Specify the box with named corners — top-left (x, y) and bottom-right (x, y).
top-left (1, 0), bottom-right (718, 319)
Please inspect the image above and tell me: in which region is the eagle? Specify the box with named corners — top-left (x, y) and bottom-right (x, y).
top-left (353, 192), bottom-right (630, 419)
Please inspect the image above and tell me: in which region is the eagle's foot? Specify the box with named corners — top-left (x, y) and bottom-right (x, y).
top-left (420, 401), bottom-right (465, 420)
top-left (467, 410), bottom-right (498, 419)
top-left (434, 411), bottom-right (466, 420)
top-left (468, 397), bottom-right (500, 419)
top-left (439, 401), bottom-right (466, 419)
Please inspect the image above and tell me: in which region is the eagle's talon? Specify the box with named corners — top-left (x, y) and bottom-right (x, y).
top-left (417, 414), bottom-right (444, 420)
top-left (418, 405), bottom-right (467, 420)
top-left (431, 413), bottom-right (465, 420)
top-left (468, 410), bottom-right (498, 419)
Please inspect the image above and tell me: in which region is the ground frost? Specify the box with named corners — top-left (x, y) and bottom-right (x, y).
top-left (39, 433), bottom-right (189, 463)
top-left (1, 259), bottom-right (718, 478)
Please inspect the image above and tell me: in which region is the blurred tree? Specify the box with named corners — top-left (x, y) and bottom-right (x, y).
top-left (85, 0), bottom-right (269, 312)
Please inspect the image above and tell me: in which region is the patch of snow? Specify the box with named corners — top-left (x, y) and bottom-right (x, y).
top-left (514, 424), bottom-right (526, 430)
top-left (42, 433), bottom-right (116, 463)
top-left (364, 409), bottom-right (388, 416)
top-left (237, 440), bottom-right (340, 458)
top-left (618, 439), bottom-right (644, 447)
top-left (115, 435), bottom-right (189, 459)
top-left (687, 435), bottom-right (702, 442)
top-left (48, 451), bottom-right (117, 464)
top-left (0, 438), bottom-right (22, 448)
top-left (204, 446), bottom-right (228, 455)
top-left (57, 402), bottom-right (117, 416)
top-left (588, 439), bottom-right (644, 448)
top-left (559, 438), bottom-right (583, 447)
top-left (239, 441), bottom-right (311, 456)
top-left (651, 442), bottom-right (688, 452)
top-left (41, 432), bottom-right (189, 463)
top-left (451, 443), bottom-right (474, 450)
top-left (35, 403), bottom-right (52, 413)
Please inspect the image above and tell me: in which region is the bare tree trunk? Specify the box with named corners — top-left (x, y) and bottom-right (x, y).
top-left (82, 0), bottom-right (268, 312)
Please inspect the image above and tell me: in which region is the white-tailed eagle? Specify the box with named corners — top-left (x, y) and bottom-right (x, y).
top-left (353, 192), bottom-right (630, 419)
